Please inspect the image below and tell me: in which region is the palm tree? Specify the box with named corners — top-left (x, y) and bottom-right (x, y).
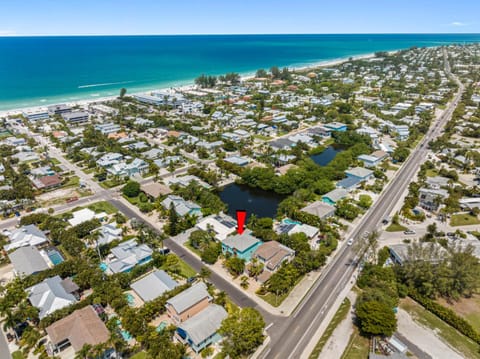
top-left (199, 267), bottom-right (211, 282)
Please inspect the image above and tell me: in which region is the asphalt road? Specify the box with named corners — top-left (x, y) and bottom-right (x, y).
top-left (108, 198), bottom-right (280, 325)
top-left (260, 49), bottom-right (464, 359)
top-left (0, 333), bottom-right (11, 359)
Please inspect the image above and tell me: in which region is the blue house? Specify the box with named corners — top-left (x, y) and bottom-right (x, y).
top-left (105, 239), bottom-right (153, 274)
top-left (324, 122), bottom-right (347, 132)
top-left (222, 232), bottom-right (262, 262)
top-left (336, 176), bottom-right (363, 191)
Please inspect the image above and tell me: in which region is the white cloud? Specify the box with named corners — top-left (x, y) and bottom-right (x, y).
top-left (450, 21), bottom-right (467, 27)
top-left (0, 30), bottom-right (16, 36)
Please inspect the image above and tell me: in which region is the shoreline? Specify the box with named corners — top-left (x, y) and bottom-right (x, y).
top-left (0, 50), bottom-right (390, 117)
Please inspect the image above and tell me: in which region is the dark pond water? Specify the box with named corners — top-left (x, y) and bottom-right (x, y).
top-left (310, 146), bottom-right (342, 166)
top-left (219, 183), bottom-right (284, 219)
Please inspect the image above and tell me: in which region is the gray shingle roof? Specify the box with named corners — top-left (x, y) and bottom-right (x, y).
top-left (131, 270), bottom-right (178, 302)
top-left (166, 282), bottom-right (211, 314)
top-left (8, 246), bottom-right (49, 276)
top-left (178, 304), bottom-right (227, 346)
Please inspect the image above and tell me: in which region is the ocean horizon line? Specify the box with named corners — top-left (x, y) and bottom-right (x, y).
top-left (2, 32), bottom-right (480, 38)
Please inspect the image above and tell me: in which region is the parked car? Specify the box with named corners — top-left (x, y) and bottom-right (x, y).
top-left (404, 230), bottom-right (416, 235)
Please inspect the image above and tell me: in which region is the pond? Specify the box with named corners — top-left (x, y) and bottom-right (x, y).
top-left (310, 146), bottom-right (342, 166)
top-left (219, 183), bottom-right (284, 219)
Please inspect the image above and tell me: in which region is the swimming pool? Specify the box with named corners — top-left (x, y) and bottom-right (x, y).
top-left (125, 293), bottom-right (135, 306)
top-left (156, 321), bottom-right (167, 332)
top-left (99, 263), bottom-right (108, 271)
top-left (47, 249), bottom-right (64, 265)
top-left (120, 330), bottom-right (132, 341)
top-left (283, 218), bottom-right (301, 225)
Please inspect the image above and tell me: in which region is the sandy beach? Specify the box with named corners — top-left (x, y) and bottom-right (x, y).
top-left (0, 50), bottom-right (391, 118)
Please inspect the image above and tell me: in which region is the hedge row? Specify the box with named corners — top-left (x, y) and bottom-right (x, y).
top-left (409, 290), bottom-right (480, 345)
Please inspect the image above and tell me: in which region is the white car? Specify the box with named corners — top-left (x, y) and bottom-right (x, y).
top-left (347, 238), bottom-right (354, 246)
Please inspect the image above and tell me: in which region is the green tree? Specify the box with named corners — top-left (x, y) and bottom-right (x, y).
top-left (122, 180), bottom-right (140, 198)
top-left (225, 257), bottom-right (245, 277)
top-left (219, 308), bottom-right (265, 358)
top-left (119, 88), bottom-right (127, 98)
top-left (358, 194), bottom-right (373, 209)
top-left (355, 300), bottom-right (397, 337)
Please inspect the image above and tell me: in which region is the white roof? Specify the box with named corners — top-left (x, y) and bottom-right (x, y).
top-left (68, 208), bottom-right (106, 227)
top-left (288, 223), bottom-right (319, 238)
top-left (196, 216), bottom-right (234, 241)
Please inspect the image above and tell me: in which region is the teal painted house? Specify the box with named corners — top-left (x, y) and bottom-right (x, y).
top-left (221, 231), bottom-right (262, 262)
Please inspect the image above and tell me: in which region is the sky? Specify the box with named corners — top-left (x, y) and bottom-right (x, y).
top-left (0, 0), bottom-right (479, 36)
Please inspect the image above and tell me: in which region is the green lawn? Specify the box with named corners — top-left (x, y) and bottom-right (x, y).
top-left (129, 352), bottom-right (148, 359)
top-left (438, 295), bottom-right (480, 333)
top-left (257, 277), bottom-right (303, 307)
top-left (309, 298), bottom-right (351, 359)
top-left (400, 298), bottom-right (480, 359)
top-left (385, 223), bottom-right (408, 232)
top-left (450, 214), bottom-right (480, 227)
top-left (340, 328), bottom-right (370, 359)
top-left (99, 178), bottom-right (126, 189)
top-left (50, 158), bottom-right (61, 165)
top-left (63, 175), bottom-right (80, 188)
top-left (12, 351), bottom-right (25, 359)
top-left (426, 169), bottom-right (439, 177)
top-left (185, 242), bottom-right (202, 256)
top-left (87, 201), bottom-right (118, 214)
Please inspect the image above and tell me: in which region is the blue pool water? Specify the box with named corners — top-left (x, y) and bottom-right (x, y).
top-left (1, 34), bottom-right (480, 110)
top-left (283, 218), bottom-right (301, 225)
top-left (156, 321), bottom-right (167, 332)
top-left (47, 250), bottom-right (64, 265)
top-left (99, 262), bottom-right (108, 271)
top-left (126, 293), bottom-right (135, 305)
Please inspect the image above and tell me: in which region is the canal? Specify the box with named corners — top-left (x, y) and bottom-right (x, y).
top-left (219, 183), bottom-right (284, 219)
top-left (310, 146), bottom-right (342, 166)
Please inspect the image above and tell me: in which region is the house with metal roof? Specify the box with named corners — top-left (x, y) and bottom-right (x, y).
top-left (301, 201), bottom-right (336, 219)
top-left (221, 231), bottom-right (262, 262)
top-left (176, 304), bottom-right (228, 353)
top-left (344, 167), bottom-right (374, 181)
top-left (105, 239), bottom-right (153, 274)
top-left (166, 282), bottom-right (212, 325)
top-left (161, 195), bottom-right (202, 218)
top-left (4, 224), bottom-right (49, 252)
top-left (322, 188), bottom-right (348, 206)
top-left (196, 214), bottom-right (236, 241)
top-left (131, 270), bottom-right (178, 302)
top-left (8, 246), bottom-right (50, 276)
top-left (26, 276), bottom-right (77, 319)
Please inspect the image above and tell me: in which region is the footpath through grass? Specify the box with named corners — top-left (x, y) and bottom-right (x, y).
top-left (400, 297), bottom-right (480, 359)
top-left (309, 297), bottom-right (351, 359)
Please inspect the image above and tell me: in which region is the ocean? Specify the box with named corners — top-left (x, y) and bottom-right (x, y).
top-left (1, 34), bottom-right (480, 111)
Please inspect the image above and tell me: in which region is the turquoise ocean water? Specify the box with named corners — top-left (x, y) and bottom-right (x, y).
top-left (1, 34), bottom-right (480, 111)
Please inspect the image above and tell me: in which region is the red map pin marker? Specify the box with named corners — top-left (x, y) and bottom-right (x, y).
top-left (236, 210), bottom-right (247, 235)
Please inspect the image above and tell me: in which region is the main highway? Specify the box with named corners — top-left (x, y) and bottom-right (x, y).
top-left (258, 49), bottom-right (464, 358)
top-left (0, 50), bottom-right (462, 359)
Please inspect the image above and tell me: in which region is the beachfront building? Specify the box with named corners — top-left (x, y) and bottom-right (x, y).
top-left (48, 104), bottom-right (72, 116)
top-left (23, 109), bottom-right (49, 122)
top-left (62, 111), bottom-right (89, 126)
top-left (221, 232), bottom-right (262, 262)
